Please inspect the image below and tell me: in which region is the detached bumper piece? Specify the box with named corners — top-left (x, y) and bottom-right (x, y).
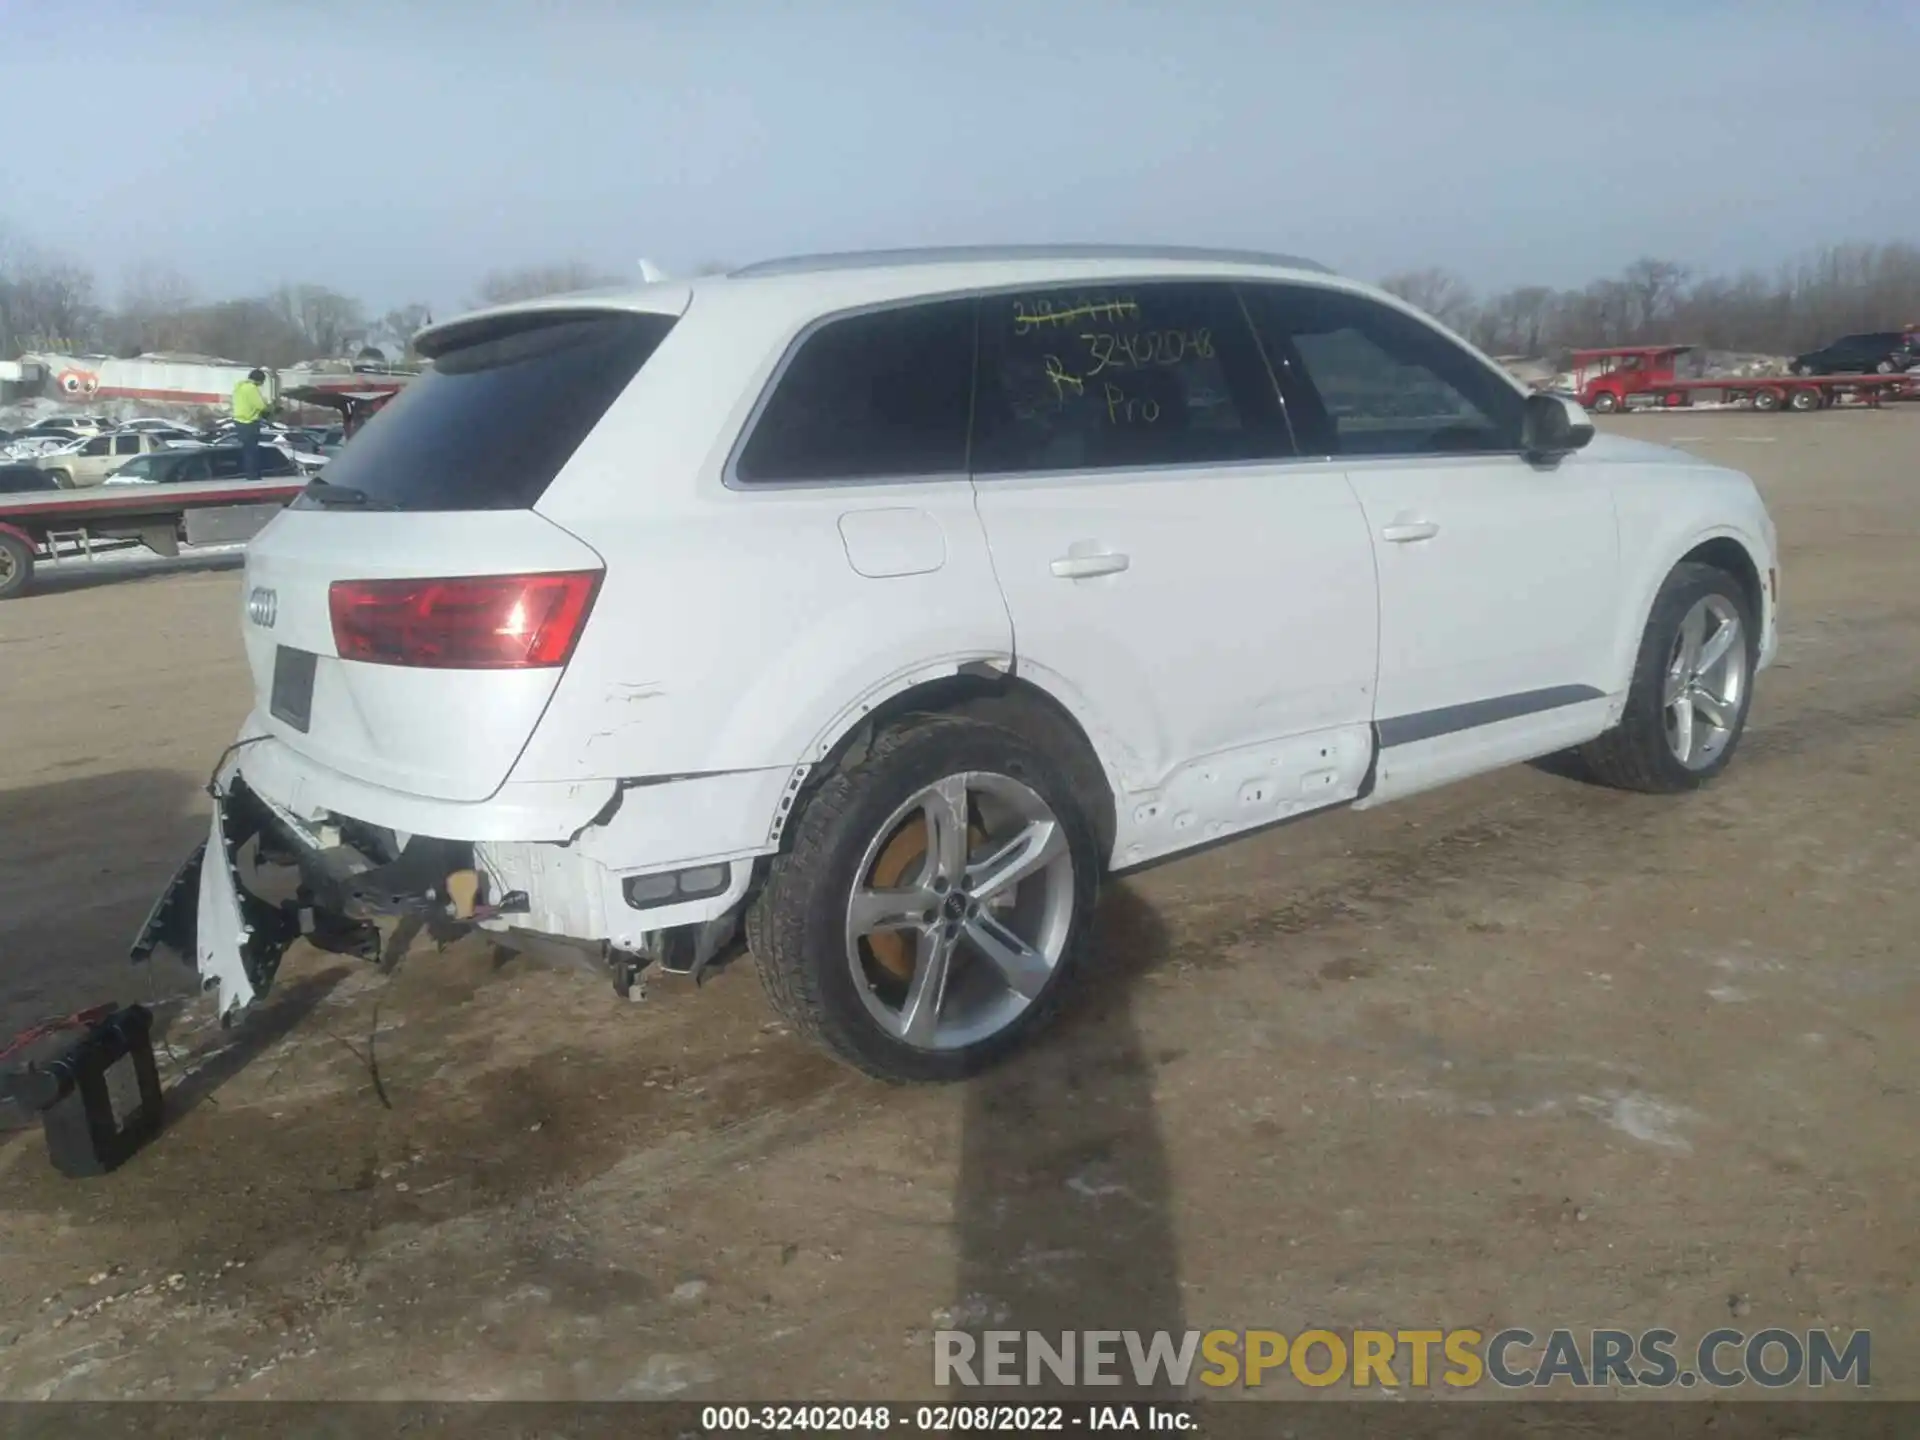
top-left (129, 773), bottom-right (527, 1023)
top-left (129, 777), bottom-right (372, 1022)
top-left (0, 1006), bottom-right (165, 1178)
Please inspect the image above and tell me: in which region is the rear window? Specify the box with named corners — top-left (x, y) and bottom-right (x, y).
top-left (297, 311), bottom-right (675, 511)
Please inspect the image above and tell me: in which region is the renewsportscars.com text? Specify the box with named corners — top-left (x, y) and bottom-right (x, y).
top-left (934, 1327), bottom-right (1870, 1391)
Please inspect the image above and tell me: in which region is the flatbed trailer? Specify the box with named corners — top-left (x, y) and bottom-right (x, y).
top-left (1574, 345), bottom-right (1918, 415)
top-left (0, 477), bottom-right (305, 599)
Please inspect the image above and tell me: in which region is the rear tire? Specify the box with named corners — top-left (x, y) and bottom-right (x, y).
top-left (1787, 388), bottom-right (1821, 412)
top-left (0, 532), bottom-right (32, 600)
top-left (1751, 388), bottom-right (1783, 412)
top-left (748, 715), bottom-right (1101, 1083)
top-left (1578, 562), bottom-right (1756, 794)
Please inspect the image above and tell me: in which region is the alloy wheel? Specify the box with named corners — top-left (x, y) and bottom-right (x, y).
top-left (845, 771), bottom-right (1075, 1051)
top-left (1663, 594), bottom-right (1747, 770)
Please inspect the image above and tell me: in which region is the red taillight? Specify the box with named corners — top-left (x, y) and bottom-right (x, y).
top-left (329, 571), bottom-right (601, 669)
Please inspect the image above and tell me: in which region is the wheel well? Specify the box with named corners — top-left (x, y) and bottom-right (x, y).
top-left (1680, 537), bottom-right (1763, 625)
top-left (806, 672), bottom-right (1119, 859)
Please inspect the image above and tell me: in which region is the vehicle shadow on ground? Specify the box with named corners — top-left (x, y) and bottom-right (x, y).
top-left (950, 882), bottom-right (1184, 1400)
top-left (25, 550), bottom-right (244, 597)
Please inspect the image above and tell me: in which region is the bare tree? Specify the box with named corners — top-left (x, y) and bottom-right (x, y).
top-left (112, 262), bottom-right (199, 355)
top-left (179, 298), bottom-right (311, 368)
top-left (1380, 267), bottom-right (1478, 334)
top-left (471, 261), bottom-right (622, 306)
top-left (272, 283), bottom-right (367, 359)
top-left (376, 302), bottom-right (434, 358)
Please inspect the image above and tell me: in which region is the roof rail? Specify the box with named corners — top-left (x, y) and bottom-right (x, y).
top-left (729, 244), bottom-right (1333, 279)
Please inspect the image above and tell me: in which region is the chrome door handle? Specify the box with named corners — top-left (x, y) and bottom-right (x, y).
top-left (1050, 553), bottom-right (1131, 578)
top-left (1380, 521), bottom-right (1440, 543)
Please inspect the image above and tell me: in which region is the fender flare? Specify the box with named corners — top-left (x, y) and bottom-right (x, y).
top-left (778, 654), bottom-right (1134, 855)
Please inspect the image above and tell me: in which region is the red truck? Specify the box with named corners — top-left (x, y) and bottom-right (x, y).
top-left (1573, 344), bottom-right (1917, 415)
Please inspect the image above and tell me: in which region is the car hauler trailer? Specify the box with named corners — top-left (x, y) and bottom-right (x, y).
top-left (1574, 345), bottom-right (1918, 415)
top-left (0, 474), bottom-right (305, 599)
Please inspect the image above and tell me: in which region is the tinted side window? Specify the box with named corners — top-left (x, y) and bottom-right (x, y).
top-left (301, 312), bottom-right (676, 512)
top-left (261, 447), bottom-right (296, 476)
top-left (209, 450), bottom-right (244, 479)
top-left (1243, 285), bottom-right (1525, 457)
top-left (114, 434), bottom-right (141, 454)
top-left (972, 282), bottom-right (1287, 475)
top-left (82, 436), bottom-right (111, 456)
top-left (734, 301), bottom-right (974, 483)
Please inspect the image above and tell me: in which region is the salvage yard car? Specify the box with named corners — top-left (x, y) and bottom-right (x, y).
top-left (103, 445), bottom-right (302, 486)
top-left (33, 430), bottom-right (177, 487)
top-left (135, 246), bottom-right (1780, 1082)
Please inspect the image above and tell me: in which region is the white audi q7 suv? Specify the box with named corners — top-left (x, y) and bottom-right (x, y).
top-left (135, 246), bottom-right (1780, 1083)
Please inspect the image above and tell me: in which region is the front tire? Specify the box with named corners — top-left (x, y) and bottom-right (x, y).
top-left (1589, 391), bottom-right (1620, 414)
top-left (1578, 562), bottom-right (1756, 794)
top-left (748, 715), bottom-right (1102, 1082)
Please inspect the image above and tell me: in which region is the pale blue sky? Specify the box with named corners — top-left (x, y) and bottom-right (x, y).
top-left (2, 0), bottom-right (1913, 315)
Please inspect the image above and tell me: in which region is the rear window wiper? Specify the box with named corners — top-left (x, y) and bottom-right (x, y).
top-left (300, 478), bottom-right (401, 510)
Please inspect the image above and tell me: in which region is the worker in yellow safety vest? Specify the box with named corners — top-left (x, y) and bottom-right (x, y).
top-left (232, 368), bottom-right (272, 483)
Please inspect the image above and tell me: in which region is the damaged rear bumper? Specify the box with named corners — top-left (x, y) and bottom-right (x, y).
top-left (129, 764), bottom-right (527, 1021)
top-left (130, 736), bottom-right (773, 1019)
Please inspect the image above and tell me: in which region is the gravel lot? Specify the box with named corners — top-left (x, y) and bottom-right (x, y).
top-left (1, 411), bottom-right (1915, 1402)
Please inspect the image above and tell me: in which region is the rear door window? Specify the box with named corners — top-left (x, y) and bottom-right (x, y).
top-left (300, 310), bottom-right (677, 511)
top-left (733, 300), bottom-right (975, 483)
top-left (971, 281), bottom-right (1288, 474)
top-left (209, 450), bottom-right (244, 480)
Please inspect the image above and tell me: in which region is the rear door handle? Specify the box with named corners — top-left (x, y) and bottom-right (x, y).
top-left (1380, 521), bottom-right (1440, 543)
top-left (1050, 552), bottom-right (1131, 578)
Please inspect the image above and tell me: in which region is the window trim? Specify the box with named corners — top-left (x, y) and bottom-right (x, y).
top-left (720, 273), bottom-right (1540, 492)
top-left (1238, 278), bottom-right (1534, 463)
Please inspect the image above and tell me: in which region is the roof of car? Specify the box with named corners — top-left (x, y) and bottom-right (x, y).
top-left (417, 244), bottom-right (1362, 356)
top-left (726, 244), bottom-right (1335, 278)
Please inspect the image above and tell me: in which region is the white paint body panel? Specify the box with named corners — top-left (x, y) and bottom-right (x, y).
top-left (970, 461), bottom-right (1380, 866)
top-left (1349, 452), bottom-right (1623, 802)
top-left (241, 509), bottom-right (607, 802)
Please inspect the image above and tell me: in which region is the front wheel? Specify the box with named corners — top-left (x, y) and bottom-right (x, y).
top-left (1589, 391), bottom-right (1619, 414)
top-left (1875, 360), bottom-right (1897, 375)
top-left (44, 469), bottom-right (73, 489)
top-left (748, 715), bottom-right (1101, 1082)
top-left (1578, 562), bottom-right (1756, 794)
top-left (0, 531), bottom-right (33, 600)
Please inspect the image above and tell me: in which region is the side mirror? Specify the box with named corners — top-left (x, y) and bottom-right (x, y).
top-left (1522, 391), bottom-right (1595, 463)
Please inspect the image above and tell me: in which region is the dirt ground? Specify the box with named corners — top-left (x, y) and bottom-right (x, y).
top-left (0, 411), bottom-right (1915, 1404)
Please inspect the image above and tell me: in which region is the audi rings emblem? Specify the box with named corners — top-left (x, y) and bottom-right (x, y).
top-left (247, 587), bottom-right (278, 628)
